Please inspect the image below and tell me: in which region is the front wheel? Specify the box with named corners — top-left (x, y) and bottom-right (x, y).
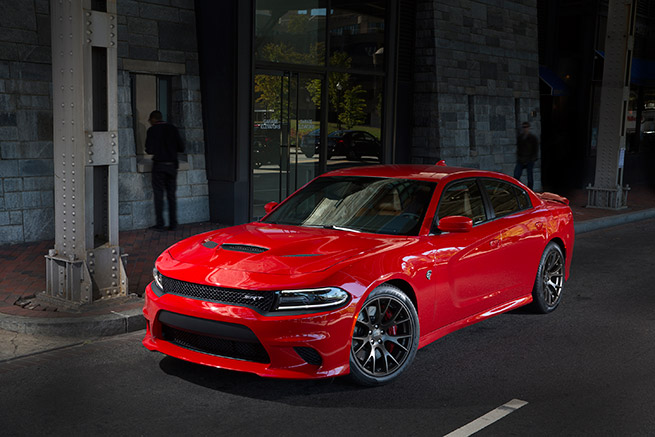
top-left (531, 242), bottom-right (565, 313)
top-left (349, 284), bottom-right (419, 386)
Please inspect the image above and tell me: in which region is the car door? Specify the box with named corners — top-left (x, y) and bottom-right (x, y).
top-left (429, 178), bottom-right (506, 326)
top-left (480, 178), bottom-right (546, 298)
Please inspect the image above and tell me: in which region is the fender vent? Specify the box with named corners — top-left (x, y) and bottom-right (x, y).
top-left (220, 244), bottom-right (268, 254)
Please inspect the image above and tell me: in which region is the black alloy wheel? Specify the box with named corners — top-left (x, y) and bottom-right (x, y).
top-left (531, 241), bottom-right (565, 313)
top-left (349, 284), bottom-right (419, 386)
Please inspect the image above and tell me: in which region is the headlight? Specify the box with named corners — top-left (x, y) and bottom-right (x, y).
top-left (152, 267), bottom-right (164, 291)
top-left (275, 287), bottom-right (349, 311)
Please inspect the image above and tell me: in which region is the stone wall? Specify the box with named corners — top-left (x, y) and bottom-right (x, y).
top-left (115, 0), bottom-right (209, 230)
top-left (0, 0), bottom-right (208, 244)
top-left (413, 0), bottom-right (542, 189)
top-left (0, 0), bottom-right (54, 243)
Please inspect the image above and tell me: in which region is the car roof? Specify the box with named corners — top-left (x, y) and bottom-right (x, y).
top-left (322, 164), bottom-right (510, 183)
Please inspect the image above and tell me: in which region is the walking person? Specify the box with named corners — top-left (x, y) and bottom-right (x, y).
top-left (145, 110), bottom-right (184, 231)
top-left (513, 121), bottom-right (539, 190)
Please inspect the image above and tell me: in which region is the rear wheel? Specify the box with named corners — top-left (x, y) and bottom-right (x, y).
top-left (349, 284), bottom-right (419, 386)
top-left (531, 242), bottom-right (565, 313)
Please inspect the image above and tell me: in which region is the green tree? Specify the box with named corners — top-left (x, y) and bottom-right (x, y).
top-left (339, 85), bottom-right (367, 129)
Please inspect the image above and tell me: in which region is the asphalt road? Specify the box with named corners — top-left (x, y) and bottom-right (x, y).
top-left (2, 219), bottom-right (654, 436)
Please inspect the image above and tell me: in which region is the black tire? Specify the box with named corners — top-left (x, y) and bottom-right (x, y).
top-left (349, 284), bottom-right (420, 386)
top-left (531, 242), bottom-right (565, 313)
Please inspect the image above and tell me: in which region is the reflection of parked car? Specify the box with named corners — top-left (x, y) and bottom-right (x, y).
top-left (328, 130), bottom-right (381, 161)
top-left (300, 129), bottom-right (321, 158)
top-left (253, 123), bottom-right (280, 169)
top-left (300, 130), bottom-right (381, 161)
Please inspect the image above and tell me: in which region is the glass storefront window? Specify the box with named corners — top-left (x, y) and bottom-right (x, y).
top-left (326, 73), bottom-right (383, 170)
top-left (255, 1), bottom-right (326, 65)
top-left (253, 0), bottom-right (388, 218)
top-left (329, 1), bottom-right (386, 72)
top-left (252, 72), bottom-right (322, 218)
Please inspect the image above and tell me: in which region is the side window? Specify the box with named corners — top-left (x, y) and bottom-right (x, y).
top-left (483, 180), bottom-right (521, 218)
top-left (437, 180), bottom-right (486, 225)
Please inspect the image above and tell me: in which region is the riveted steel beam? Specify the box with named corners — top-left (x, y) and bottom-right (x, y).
top-left (46, 0), bottom-right (127, 305)
top-left (587, 0), bottom-right (638, 209)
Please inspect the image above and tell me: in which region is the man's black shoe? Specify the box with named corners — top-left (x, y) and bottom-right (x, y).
top-left (167, 225), bottom-right (177, 231)
top-left (150, 225), bottom-right (165, 232)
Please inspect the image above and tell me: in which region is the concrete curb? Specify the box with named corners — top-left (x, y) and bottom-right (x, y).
top-left (574, 208), bottom-right (655, 234)
top-left (0, 307), bottom-right (145, 338)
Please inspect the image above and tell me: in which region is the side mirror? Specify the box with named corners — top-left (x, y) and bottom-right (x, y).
top-left (438, 216), bottom-right (473, 233)
top-left (264, 201), bottom-right (279, 214)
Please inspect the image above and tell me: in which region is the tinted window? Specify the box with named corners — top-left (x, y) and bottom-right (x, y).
top-left (263, 176), bottom-right (436, 236)
top-left (483, 180), bottom-right (522, 217)
top-left (437, 180), bottom-right (486, 225)
top-left (515, 185), bottom-right (531, 209)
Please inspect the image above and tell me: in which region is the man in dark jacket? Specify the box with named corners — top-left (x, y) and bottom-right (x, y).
top-left (145, 110), bottom-right (184, 231)
top-left (513, 122), bottom-right (539, 190)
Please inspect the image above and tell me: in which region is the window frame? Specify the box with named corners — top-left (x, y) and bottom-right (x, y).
top-left (478, 177), bottom-right (533, 220)
top-left (432, 177), bottom-right (488, 233)
top-left (432, 177), bottom-right (534, 234)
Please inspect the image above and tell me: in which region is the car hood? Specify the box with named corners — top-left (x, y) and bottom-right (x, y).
top-left (167, 222), bottom-right (406, 275)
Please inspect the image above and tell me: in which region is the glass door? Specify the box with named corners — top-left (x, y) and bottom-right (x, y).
top-left (252, 71), bottom-right (322, 218)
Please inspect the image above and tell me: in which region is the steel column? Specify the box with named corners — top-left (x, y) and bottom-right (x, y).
top-left (587, 0), bottom-right (637, 209)
top-left (46, 0), bottom-right (127, 306)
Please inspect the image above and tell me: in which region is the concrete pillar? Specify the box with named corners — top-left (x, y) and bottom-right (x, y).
top-left (587, 0), bottom-right (638, 209)
top-left (45, 0), bottom-right (127, 307)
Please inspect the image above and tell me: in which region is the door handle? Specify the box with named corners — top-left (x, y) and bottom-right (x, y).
top-left (536, 222), bottom-right (544, 230)
top-left (490, 239), bottom-right (500, 248)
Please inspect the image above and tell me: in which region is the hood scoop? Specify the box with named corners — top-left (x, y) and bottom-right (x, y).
top-left (220, 244), bottom-right (269, 254)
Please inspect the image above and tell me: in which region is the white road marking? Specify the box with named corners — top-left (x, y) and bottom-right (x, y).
top-left (444, 399), bottom-right (528, 437)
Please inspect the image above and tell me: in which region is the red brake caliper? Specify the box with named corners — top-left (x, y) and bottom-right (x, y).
top-left (385, 310), bottom-right (397, 353)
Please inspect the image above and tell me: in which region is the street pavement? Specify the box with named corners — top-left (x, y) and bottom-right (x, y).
top-left (0, 218), bottom-right (654, 435)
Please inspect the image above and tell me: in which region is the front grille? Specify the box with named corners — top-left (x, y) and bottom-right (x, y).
top-left (220, 244), bottom-right (268, 254)
top-left (294, 346), bottom-right (323, 366)
top-left (161, 276), bottom-right (276, 312)
top-left (162, 325), bottom-right (270, 363)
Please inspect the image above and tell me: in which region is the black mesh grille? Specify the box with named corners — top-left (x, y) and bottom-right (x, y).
top-left (221, 244), bottom-right (268, 254)
top-left (294, 346), bottom-right (323, 366)
top-left (162, 325), bottom-right (270, 363)
top-left (161, 276), bottom-right (276, 312)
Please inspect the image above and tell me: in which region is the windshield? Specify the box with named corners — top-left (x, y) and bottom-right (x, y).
top-left (262, 176), bottom-right (436, 236)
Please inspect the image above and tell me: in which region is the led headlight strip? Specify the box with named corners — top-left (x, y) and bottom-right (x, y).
top-left (275, 287), bottom-right (349, 311)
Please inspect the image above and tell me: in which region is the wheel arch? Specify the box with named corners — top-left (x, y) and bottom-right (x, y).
top-left (549, 236), bottom-right (566, 260)
top-left (383, 279), bottom-right (418, 315)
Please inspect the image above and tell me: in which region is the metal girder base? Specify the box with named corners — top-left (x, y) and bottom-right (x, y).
top-left (586, 184), bottom-right (630, 210)
top-left (44, 247), bottom-right (128, 308)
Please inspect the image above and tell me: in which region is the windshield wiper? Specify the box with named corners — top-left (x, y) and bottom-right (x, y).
top-left (300, 224), bottom-right (361, 233)
top-left (322, 225), bottom-right (361, 233)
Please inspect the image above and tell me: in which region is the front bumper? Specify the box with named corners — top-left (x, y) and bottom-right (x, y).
top-left (142, 282), bottom-right (356, 379)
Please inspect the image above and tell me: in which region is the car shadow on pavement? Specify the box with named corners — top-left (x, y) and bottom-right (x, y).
top-left (158, 356), bottom-right (368, 400)
top-left (156, 354), bottom-right (453, 409)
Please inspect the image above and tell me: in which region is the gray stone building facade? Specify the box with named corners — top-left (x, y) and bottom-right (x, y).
top-left (0, 0), bottom-right (208, 244)
top-left (0, 0), bottom-right (542, 245)
top-left (412, 0), bottom-right (541, 186)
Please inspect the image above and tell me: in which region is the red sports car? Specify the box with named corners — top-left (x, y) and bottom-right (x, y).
top-left (143, 163), bottom-right (574, 385)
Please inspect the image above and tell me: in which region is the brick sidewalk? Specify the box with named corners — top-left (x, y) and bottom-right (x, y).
top-left (1, 185), bottom-right (654, 319)
top-left (0, 222), bottom-right (220, 318)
